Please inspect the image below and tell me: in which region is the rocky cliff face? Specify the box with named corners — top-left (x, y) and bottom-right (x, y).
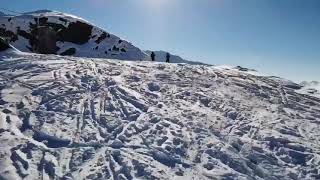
top-left (0, 10), bottom-right (147, 60)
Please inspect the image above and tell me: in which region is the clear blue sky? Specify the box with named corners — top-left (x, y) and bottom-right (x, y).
top-left (1, 0), bottom-right (320, 82)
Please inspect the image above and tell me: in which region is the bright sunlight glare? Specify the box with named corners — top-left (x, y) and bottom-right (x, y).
top-left (144, 0), bottom-right (171, 11)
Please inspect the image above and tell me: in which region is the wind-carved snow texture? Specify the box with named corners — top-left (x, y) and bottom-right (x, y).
top-left (0, 53), bottom-right (320, 180)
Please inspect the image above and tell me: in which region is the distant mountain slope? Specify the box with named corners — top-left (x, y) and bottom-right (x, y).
top-left (300, 81), bottom-right (320, 89)
top-left (0, 11), bottom-right (8, 16)
top-left (298, 81), bottom-right (320, 98)
top-left (1, 47), bottom-right (320, 179)
top-left (145, 50), bottom-right (207, 65)
top-left (0, 10), bottom-right (147, 60)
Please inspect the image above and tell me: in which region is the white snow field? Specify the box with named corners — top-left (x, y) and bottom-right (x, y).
top-left (0, 45), bottom-right (320, 180)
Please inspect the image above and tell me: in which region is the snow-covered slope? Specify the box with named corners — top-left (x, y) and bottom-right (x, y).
top-left (300, 81), bottom-right (320, 91)
top-left (1, 46), bottom-right (320, 179)
top-left (297, 81), bottom-right (320, 98)
top-left (145, 50), bottom-right (206, 65)
top-left (0, 10), bottom-right (147, 60)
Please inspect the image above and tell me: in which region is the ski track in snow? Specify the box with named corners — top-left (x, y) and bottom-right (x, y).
top-left (0, 53), bottom-right (320, 179)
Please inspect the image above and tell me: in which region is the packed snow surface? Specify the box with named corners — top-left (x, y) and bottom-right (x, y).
top-left (0, 50), bottom-right (320, 180)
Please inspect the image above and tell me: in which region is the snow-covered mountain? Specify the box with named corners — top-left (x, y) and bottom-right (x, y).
top-left (145, 50), bottom-right (207, 65)
top-left (0, 10), bottom-right (147, 60)
top-left (0, 10), bottom-right (214, 66)
top-left (1, 43), bottom-right (320, 179)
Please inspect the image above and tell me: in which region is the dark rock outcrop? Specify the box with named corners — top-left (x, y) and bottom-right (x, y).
top-left (36, 26), bottom-right (57, 54)
top-left (0, 37), bottom-right (10, 51)
top-left (60, 48), bottom-right (76, 56)
top-left (57, 21), bottom-right (93, 45)
top-left (95, 32), bottom-right (107, 44)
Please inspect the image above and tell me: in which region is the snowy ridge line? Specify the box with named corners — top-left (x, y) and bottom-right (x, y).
top-left (144, 50), bottom-right (207, 65)
top-left (0, 8), bottom-right (22, 16)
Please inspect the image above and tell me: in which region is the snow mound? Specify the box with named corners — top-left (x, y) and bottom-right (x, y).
top-left (297, 81), bottom-right (320, 98)
top-left (0, 10), bottom-right (147, 60)
top-left (300, 81), bottom-right (320, 89)
top-left (213, 65), bottom-right (264, 76)
top-left (0, 51), bottom-right (320, 179)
